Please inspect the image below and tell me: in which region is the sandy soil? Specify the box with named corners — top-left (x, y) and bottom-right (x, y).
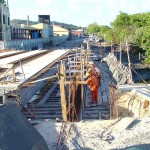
top-left (34, 117), bottom-right (150, 150)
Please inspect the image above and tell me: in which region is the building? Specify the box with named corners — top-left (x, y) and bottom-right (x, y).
top-left (71, 29), bottom-right (84, 39)
top-left (0, 3), bottom-right (68, 50)
top-left (0, 1), bottom-right (10, 41)
top-left (53, 25), bottom-right (69, 37)
top-left (31, 23), bottom-right (53, 38)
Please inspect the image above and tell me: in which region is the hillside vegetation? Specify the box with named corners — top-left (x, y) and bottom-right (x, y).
top-left (10, 19), bottom-right (80, 30)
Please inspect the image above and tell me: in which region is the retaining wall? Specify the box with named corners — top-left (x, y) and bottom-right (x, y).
top-left (105, 53), bottom-right (130, 84)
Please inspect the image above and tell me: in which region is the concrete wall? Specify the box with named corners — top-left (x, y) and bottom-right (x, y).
top-left (116, 89), bottom-right (150, 118)
top-left (4, 35), bottom-right (68, 50)
top-left (52, 35), bottom-right (68, 46)
top-left (18, 67), bottom-right (57, 106)
top-left (105, 53), bottom-right (129, 85)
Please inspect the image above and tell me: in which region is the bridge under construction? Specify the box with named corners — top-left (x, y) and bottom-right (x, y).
top-left (0, 39), bottom-right (149, 123)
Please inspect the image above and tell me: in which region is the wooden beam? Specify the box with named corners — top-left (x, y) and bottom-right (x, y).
top-left (0, 64), bottom-right (13, 68)
top-left (59, 64), bottom-right (67, 121)
top-left (12, 64), bottom-right (15, 82)
top-left (64, 81), bottom-right (87, 85)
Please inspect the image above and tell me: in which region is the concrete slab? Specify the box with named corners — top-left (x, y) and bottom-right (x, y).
top-left (0, 50), bottom-right (47, 64)
top-left (0, 51), bottom-right (21, 58)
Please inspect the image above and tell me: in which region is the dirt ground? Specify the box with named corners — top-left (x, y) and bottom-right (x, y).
top-left (34, 116), bottom-right (150, 150)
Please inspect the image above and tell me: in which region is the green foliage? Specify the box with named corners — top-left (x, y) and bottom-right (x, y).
top-left (87, 11), bottom-right (150, 64)
top-left (130, 12), bottom-right (150, 27)
top-left (11, 19), bottom-right (79, 30)
top-left (141, 26), bottom-right (150, 63)
top-left (111, 12), bottom-right (131, 28)
top-left (86, 22), bottom-right (100, 33)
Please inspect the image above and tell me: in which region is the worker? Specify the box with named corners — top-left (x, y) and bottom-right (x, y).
top-left (92, 62), bottom-right (101, 86)
top-left (87, 62), bottom-right (97, 76)
top-left (86, 69), bottom-right (99, 105)
top-left (88, 61), bottom-right (102, 86)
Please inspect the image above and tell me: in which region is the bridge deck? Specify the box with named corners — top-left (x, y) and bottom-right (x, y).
top-left (0, 50), bottom-right (48, 64)
top-left (0, 49), bottom-right (69, 89)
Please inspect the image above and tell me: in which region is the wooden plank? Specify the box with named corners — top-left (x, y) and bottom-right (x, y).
top-left (37, 83), bottom-right (58, 106)
top-left (0, 64), bottom-right (13, 68)
top-left (59, 64), bottom-right (67, 121)
top-left (64, 81), bottom-right (87, 85)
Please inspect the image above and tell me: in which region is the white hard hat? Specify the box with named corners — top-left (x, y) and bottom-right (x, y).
top-left (88, 61), bottom-right (94, 65)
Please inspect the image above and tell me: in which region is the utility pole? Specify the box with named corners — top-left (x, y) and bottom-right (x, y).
top-left (111, 40), bottom-right (113, 54)
top-left (126, 38), bottom-right (133, 84)
top-left (104, 34), bottom-right (106, 51)
top-left (120, 38), bottom-right (122, 63)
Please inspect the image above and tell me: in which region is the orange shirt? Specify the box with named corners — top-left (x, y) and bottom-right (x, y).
top-left (86, 75), bottom-right (98, 91)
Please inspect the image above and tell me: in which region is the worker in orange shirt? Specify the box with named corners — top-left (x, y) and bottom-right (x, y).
top-left (86, 69), bottom-right (99, 105)
top-left (89, 62), bottom-right (101, 87)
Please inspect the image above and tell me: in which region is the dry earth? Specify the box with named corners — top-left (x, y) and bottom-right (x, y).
top-left (34, 117), bottom-right (150, 150)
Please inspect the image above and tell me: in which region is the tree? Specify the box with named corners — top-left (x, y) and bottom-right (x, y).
top-left (141, 26), bottom-right (150, 63)
top-left (111, 12), bottom-right (131, 28)
top-left (86, 12), bottom-right (150, 64)
top-left (86, 22), bottom-right (100, 34)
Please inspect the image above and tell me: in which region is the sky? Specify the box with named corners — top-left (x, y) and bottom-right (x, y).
top-left (9, 0), bottom-right (150, 27)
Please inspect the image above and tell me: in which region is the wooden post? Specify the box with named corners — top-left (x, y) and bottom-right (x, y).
top-left (120, 38), bottom-right (122, 64)
top-left (111, 40), bottom-right (113, 54)
top-left (81, 58), bottom-right (85, 112)
top-left (2, 89), bottom-right (6, 104)
top-left (20, 60), bottom-right (26, 80)
top-left (12, 64), bottom-right (15, 82)
top-left (126, 38), bottom-right (133, 83)
top-left (59, 63), bottom-right (67, 121)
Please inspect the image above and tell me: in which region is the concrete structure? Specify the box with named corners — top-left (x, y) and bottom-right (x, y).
top-left (53, 25), bottom-right (69, 37)
top-left (0, 49), bottom-right (69, 106)
top-left (4, 36), bottom-right (68, 50)
top-left (0, 2), bottom-right (10, 49)
top-left (31, 23), bottom-right (53, 38)
top-left (0, 104), bottom-right (49, 150)
top-left (0, 2), bottom-right (10, 41)
top-left (3, 23), bottom-right (68, 50)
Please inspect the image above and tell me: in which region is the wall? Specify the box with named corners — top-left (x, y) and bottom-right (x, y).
top-left (4, 35), bottom-right (68, 50)
top-left (0, 4), bottom-right (11, 40)
top-left (105, 53), bottom-right (130, 85)
top-left (18, 63), bottom-right (58, 106)
top-left (116, 89), bottom-right (150, 118)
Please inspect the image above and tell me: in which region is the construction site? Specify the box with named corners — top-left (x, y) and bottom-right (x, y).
top-left (0, 39), bottom-right (150, 150)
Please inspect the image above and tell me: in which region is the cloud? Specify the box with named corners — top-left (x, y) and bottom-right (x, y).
top-left (68, 0), bottom-right (79, 12)
top-left (141, 0), bottom-right (150, 10)
top-left (36, 0), bottom-right (52, 7)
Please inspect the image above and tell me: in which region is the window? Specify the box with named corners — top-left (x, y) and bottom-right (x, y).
top-left (8, 17), bottom-right (10, 26)
top-left (3, 15), bottom-right (5, 24)
top-left (0, 13), bottom-right (1, 24)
